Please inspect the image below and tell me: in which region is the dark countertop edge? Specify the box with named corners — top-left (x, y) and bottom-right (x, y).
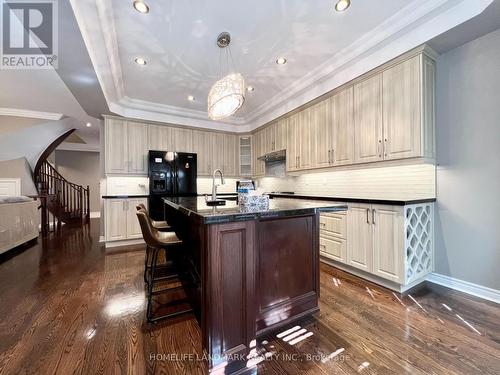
top-left (163, 197), bottom-right (347, 224)
top-left (102, 193), bottom-right (238, 199)
top-left (268, 193), bottom-right (436, 206)
top-left (102, 195), bottom-right (149, 199)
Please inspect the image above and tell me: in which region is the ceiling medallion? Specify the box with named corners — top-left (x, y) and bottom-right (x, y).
top-left (208, 32), bottom-right (245, 120)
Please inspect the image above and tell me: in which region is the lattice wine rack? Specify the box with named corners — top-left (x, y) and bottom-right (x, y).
top-left (404, 203), bottom-right (434, 284)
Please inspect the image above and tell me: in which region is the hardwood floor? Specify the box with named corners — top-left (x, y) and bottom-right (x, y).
top-left (0, 219), bottom-right (498, 374)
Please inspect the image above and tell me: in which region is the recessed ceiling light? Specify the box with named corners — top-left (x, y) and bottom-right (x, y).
top-left (86, 122), bottom-right (92, 127)
top-left (247, 86), bottom-right (255, 92)
top-left (187, 95), bottom-right (195, 101)
top-left (276, 57), bottom-right (287, 65)
top-left (335, 0), bottom-right (351, 12)
top-left (135, 57), bottom-right (147, 65)
top-left (133, 1), bottom-right (149, 14)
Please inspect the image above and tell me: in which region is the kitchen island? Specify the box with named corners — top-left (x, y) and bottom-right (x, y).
top-left (163, 196), bottom-right (347, 374)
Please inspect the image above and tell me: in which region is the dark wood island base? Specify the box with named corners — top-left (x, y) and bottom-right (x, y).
top-left (163, 197), bottom-right (346, 374)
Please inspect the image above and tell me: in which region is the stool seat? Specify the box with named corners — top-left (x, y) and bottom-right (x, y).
top-left (156, 230), bottom-right (182, 245)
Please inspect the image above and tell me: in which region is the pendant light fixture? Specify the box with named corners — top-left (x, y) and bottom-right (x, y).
top-left (208, 32), bottom-right (245, 120)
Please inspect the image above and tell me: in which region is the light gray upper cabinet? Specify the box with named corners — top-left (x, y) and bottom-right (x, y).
top-left (298, 107), bottom-right (313, 169)
top-left (354, 73), bottom-right (384, 164)
top-left (286, 113), bottom-right (300, 172)
top-left (274, 118), bottom-right (287, 151)
top-left (127, 121), bottom-right (149, 174)
top-left (171, 127), bottom-right (193, 153)
top-left (192, 130), bottom-right (213, 176)
top-left (105, 118), bottom-right (128, 174)
top-left (105, 119), bottom-right (148, 175)
top-left (313, 100), bottom-right (332, 168)
top-left (148, 125), bottom-right (172, 151)
top-left (383, 56), bottom-right (421, 160)
top-left (264, 123), bottom-right (275, 154)
top-left (252, 129), bottom-right (265, 176)
top-left (332, 86), bottom-right (354, 165)
top-left (211, 134), bottom-right (224, 172)
top-left (223, 133), bottom-right (238, 176)
top-left (383, 54), bottom-right (435, 160)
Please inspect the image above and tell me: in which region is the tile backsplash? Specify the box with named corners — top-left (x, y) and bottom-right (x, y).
top-left (256, 163), bottom-right (436, 200)
top-left (104, 163), bottom-right (435, 201)
top-left (105, 176), bottom-right (239, 196)
top-left (105, 176), bottom-right (149, 195)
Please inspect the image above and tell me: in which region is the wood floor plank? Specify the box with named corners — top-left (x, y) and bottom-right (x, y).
top-left (0, 220), bottom-right (499, 375)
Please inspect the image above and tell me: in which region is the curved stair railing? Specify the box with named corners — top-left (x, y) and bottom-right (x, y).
top-left (36, 160), bottom-right (90, 235)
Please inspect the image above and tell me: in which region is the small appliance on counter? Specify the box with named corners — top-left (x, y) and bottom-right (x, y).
top-left (236, 180), bottom-right (256, 204)
top-left (148, 150), bottom-right (197, 220)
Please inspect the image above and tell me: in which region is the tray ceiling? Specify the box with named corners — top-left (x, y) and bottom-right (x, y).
top-left (70, 0), bottom-right (494, 131)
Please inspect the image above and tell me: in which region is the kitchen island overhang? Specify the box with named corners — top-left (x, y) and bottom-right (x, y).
top-left (162, 197), bottom-right (347, 374)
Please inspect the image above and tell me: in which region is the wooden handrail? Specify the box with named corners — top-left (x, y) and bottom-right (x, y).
top-left (36, 160), bottom-right (90, 235)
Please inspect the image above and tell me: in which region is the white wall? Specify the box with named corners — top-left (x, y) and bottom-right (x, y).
top-left (435, 27), bottom-right (500, 290)
top-left (54, 150), bottom-right (101, 212)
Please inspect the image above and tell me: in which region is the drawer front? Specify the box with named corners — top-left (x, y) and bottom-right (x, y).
top-left (320, 235), bottom-right (346, 263)
top-left (320, 213), bottom-right (347, 239)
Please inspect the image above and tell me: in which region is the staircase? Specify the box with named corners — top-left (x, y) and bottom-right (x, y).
top-left (35, 160), bottom-right (90, 235)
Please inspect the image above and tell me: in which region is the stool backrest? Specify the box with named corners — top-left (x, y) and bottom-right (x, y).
top-left (136, 209), bottom-right (162, 248)
top-left (136, 203), bottom-right (147, 211)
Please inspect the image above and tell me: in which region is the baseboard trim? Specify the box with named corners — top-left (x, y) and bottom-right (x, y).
top-left (105, 238), bottom-right (144, 248)
top-left (320, 257), bottom-right (408, 293)
top-left (426, 273), bottom-right (500, 305)
top-left (90, 211), bottom-right (100, 218)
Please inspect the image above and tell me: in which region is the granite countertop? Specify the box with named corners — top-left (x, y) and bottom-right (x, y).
top-left (268, 193), bottom-right (436, 206)
top-left (163, 196), bottom-right (347, 224)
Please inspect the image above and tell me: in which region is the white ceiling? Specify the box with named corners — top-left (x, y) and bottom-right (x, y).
top-left (70, 0), bottom-right (494, 132)
top-left (113, 0), bottom-right (409, 117)
top-left (0, 68), bottom-right (101, 145)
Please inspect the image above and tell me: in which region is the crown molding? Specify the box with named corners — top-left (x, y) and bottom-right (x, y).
top-left (119, 96), bottom-right (246, 125)
top-left (71, 0), bottom-right (493, 133)
top-left (109, 99), bottom-right (251, 133)
top-left (0, 107), bottom-right (64, 121)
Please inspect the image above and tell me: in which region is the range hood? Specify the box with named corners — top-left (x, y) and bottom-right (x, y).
top-left (257, 149), bottom-right (286, 162)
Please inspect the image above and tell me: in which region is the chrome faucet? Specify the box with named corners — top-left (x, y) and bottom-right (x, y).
top-left (211, 169), bottom-right (225, 200)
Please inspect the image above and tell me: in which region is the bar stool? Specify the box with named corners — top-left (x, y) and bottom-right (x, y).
top-left (136, 203), bottom-right (171, 231)
top-left (136, 209), bottom-right (192, 322)
top-left (136, 204), bottom-right (172, 283)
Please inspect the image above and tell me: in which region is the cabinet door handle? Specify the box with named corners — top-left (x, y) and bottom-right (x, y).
top-left (366, 208), bottom-right (370, 224)
top-left (372, 209), bottom-right (375, 225)
top-left (378, 140), bottom-right (382, 158)
top-left (328, 150), bottom-right (331, 164)
top-left (331, 149), bottom-right (334, 164)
